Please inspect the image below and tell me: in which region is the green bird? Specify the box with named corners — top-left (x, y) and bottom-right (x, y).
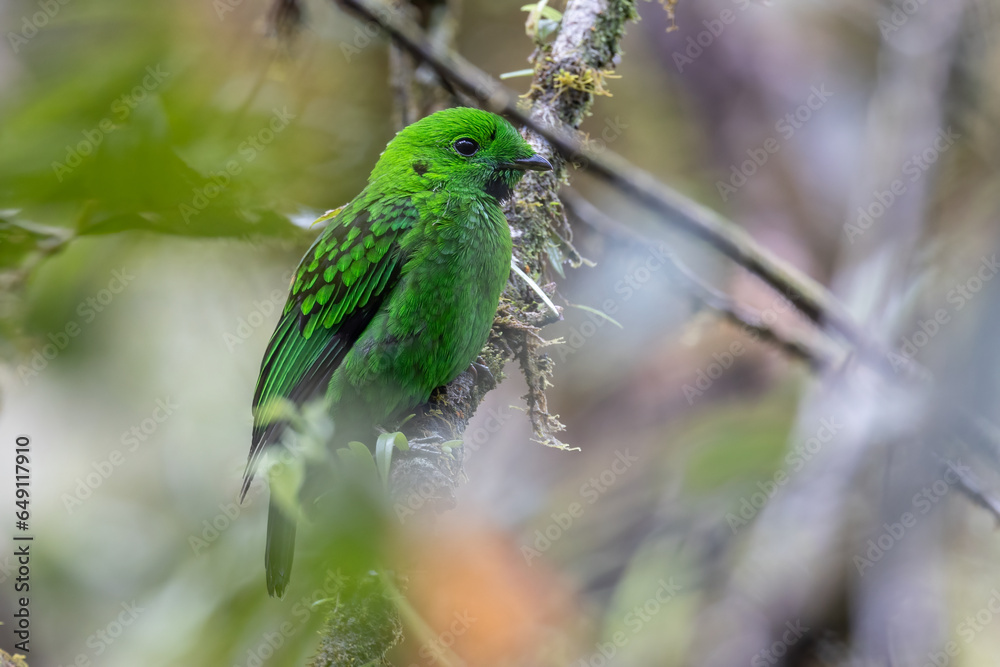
top-left (242, 107), bottom-right (551, 597)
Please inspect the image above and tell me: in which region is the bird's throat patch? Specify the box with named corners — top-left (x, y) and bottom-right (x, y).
top-left (485, 172), bottom-right (514, 202)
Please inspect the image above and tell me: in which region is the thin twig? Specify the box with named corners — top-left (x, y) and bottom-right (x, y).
top-left (561, 189), bottom-right (835, 372)
top-left (335, 0), bottom-right (869, 354)
top-left (938, 453), bottom-right (1000, 525)
top-left (333, 0), bottom-right (1000, 462)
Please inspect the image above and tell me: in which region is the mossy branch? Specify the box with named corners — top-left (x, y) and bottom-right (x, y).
top-left (301, 0), bottom-right (639, 664)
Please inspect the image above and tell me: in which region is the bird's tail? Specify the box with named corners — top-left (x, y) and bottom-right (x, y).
top-left (265, 499), bottom-right (297, 598)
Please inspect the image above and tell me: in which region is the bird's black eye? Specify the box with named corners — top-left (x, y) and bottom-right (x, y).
top-left (454, 138), bottom-right (479, 157)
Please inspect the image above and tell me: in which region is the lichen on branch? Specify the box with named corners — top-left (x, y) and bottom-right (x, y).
top-left (499, 0), bottom-right (639, 448)
top-left (298, 0), bottom-right (639, 662)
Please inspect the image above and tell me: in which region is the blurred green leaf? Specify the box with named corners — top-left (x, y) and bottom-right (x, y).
top-left (569, 302), bottom-right (624, 328)
top-left (682, 396), bottom-right (797, 493)
top-left (375, 431), bottom-right (409, 488)
top-left (0, 219), bottom-right (51, 269)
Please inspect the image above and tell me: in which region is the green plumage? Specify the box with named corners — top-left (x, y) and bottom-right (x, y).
top-left (242, 107), bottom-right (551, 597)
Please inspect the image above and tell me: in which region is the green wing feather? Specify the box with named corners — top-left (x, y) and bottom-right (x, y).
top-left (241, 198), bottom-right (418, 498)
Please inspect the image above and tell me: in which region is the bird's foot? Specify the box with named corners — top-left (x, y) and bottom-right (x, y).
top-left (468, 357), bottom-right (495, 386)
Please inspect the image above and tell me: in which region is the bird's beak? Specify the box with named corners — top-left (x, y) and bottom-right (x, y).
top-left (510, 154), bottom-right (553, 171)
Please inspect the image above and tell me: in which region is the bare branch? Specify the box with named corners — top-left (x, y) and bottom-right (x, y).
top-left (561, 189), bottom-right (837, 372)
top-left (336, 0), bottom-right (870, 355)
top-left (939, 454), bottom-right (1000, 525)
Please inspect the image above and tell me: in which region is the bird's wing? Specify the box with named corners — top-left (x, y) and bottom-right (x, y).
top-left (242, 198), bottom-right (418, 498)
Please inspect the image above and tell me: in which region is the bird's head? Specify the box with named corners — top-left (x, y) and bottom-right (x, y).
top-left (369, 107), bottom-right (552, 202)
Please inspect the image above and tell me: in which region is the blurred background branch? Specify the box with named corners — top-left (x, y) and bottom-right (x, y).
top-left (334, 0), bottom-right (1000, 444)
top-left (562, 188), bottom-right (837, 372)
top-left (337, 0), bottom-right (870, 353)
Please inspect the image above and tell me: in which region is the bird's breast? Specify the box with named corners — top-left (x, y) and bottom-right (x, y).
top-left (334, 200), bottom-right (512, 423)
top-left (393, 209), bottom-right (510, 372)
